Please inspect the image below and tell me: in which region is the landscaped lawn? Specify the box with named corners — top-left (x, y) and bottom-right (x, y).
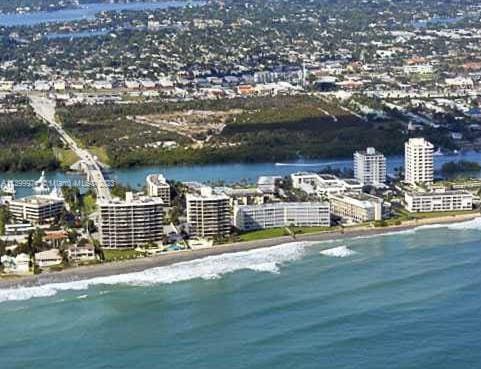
top-left (238, 226), bottom-right (335, 242)
top-left (103, 249), bottom-right (144, 262)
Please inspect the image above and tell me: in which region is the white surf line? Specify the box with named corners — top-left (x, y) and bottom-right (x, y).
top-left (0, 241), bottom-right (313, 303)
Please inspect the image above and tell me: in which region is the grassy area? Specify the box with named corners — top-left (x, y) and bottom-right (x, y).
top-left (53, 148), bottom-right (79, 168)
top-left (238, 228), bottom-right (291, 242)
top-left (238, 226), bottom-right (334, 242)
top-left (409, 210), bottom-right (479, 219)
top-left (82, 193), bottom-right (97, 215)
top-left (103, 249), bottom-right (144, 262)
top-left (89, 146), bottom-right (111, 166)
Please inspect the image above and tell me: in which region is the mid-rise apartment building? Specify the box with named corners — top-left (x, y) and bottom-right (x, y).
top-left (98, 192), bottom-right (164, 248)
top-left (7, 195), bottom-right (64, 224)
top-left (186, 187), bottom-right (231, 238)
top-left (146, 174), bottom-right (171, 206)
top-left (330, 193), bottom-right (384, 223)
top-left (405, 190), bottom-right (473, 213)
top-left (405, 138), bottom-right (434, 186)
top-left (234, 202), bottom-right (331, 231)
top-left (353, 147), bottom-right (386, 186)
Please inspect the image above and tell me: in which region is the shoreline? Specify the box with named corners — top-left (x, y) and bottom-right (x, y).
top-left (0, 213), bottom-right (478, 289)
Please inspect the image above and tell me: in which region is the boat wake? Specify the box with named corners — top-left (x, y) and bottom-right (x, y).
top-left (0, 242), bottom-right (309, 303)
top-left (320, 246), bottom-right (357, 258)
top-left (275, 161), bottom-right (345, 167)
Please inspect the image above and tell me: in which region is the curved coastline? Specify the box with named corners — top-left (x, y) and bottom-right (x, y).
top-left (0, 213), bottom-right (479, 290)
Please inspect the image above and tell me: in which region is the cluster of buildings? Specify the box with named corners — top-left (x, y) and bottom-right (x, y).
top-left (89, 138), bottom-right (474, 250)
top-left (0, 138), bottom-right (477, 273)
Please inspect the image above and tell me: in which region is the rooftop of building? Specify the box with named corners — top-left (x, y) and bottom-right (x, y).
top-left (407, 189), bottom-right (472, 196)
top-left (330, 192), bottom-right (383, 207)
top-left (214, 187), bottom-right (263, 197)
top-left (146, 173), bottom-right (169, 186)
top-left (406, 137), bottom-right (434, 147)
top-left (98, 192), bottom-right (164, 206)
top-left (237, 201), bottom-right (330, 210)
top-left (257, 176), bottom-right (281, 185)
top-left (9, 194), bottom-right (64, 206)
top-left (355, 147), bottom-right (385, 156)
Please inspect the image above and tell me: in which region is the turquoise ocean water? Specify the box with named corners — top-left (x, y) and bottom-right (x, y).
top-left (1, 219), bottom-right (481, 368)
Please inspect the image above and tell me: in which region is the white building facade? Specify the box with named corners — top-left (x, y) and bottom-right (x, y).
top-left (330, 193), bottom-right (384, 223)
top-left (234, 202), bottom-right (331, 231)
top-left (7, 195), bottom-right (64, 224)
top-left (186, 187), bottom-right (231, 238)
top-left (405, 190), bottom-right (473, 213)
top-left (404, 138), bottom-right (434, 186)
top-left (146, 174), bottom-right (171, 206)
top-left (290, 172), bottom-right (362, 197)
top-left (99, 192), bottom-right (164, 248)
top-left (353, 147), bottom-right (386, 186)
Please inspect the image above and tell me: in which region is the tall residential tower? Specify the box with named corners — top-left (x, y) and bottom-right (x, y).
top-left (353, 147), bottom-right (386, 186)
top-left (404, 138), bottom-right (434, 186)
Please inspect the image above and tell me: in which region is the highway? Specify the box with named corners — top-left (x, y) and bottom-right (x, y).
top-left (29, 95), bottom-right (112, 201)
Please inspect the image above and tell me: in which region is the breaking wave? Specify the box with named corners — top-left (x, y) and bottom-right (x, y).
top-left (320, 246), bottom-right (357, 258)
top-left (352, 216), bottom-right (481, 241)
top-left (0, 242), bottom-right (309, 303)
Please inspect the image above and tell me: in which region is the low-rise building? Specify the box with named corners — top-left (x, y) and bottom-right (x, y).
top-left (214, 187), bottom-right (265, 207)
top-left (186, 187), bottom-right (231, 238)
top-left (35, 249), bottom-right (63, 268)
top-left (234, 202), bottom-right (331, 231)
top-left (291, 172), bottom-right (362, 196)
top-left (330, 193), bottom-right (384, 223)
top-left (0, 253), bottom-right (30, 274)
top-left (99, 192), bottom-right (164, 248)
top-left (68, 244), bottom-right (96, 262)
top-left (4, 223), bottom-right (35, 236)
top-left (7, 195), bottom-right (64, 224)
top-left (257, 176), bottom-right (281, 194)
top-left (405, 190), bottom-right (473, 213)
top-left (146, 174), bottom-right (171, 206)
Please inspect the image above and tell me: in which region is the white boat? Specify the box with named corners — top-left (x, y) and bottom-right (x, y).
top-left (433, 148), bottom-right (444, 156)
top-left (33, 171), bottom-right (50, 194)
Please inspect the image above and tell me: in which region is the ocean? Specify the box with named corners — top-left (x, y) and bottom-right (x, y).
top-left (1, 219), bottom-right (481, 368)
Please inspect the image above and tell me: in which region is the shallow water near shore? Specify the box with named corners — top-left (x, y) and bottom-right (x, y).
top-left (1, 219), bottom-right (481, 368)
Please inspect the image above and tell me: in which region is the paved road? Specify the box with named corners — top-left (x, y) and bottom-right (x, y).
top-left (29, 95), bottom-right (112, 200)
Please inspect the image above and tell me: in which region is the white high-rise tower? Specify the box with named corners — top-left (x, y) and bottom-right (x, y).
top-left (353, 147), bottom-right (386, 186)
top-left (404, 138), bottom-right (434, 186)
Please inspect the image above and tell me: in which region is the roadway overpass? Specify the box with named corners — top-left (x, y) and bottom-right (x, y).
top-left (29, 95), bottom-right (112, 201)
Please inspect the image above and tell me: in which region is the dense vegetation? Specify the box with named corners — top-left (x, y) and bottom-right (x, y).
top-left (0, 109), bottom-right (61, 171)
top-left (441, 160), bottom-right (481, 175)
top-left (57, 95), bottom-right (409, 167)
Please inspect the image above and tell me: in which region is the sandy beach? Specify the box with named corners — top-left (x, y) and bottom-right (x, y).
top-left (0, 213), bottom-right (478, 289)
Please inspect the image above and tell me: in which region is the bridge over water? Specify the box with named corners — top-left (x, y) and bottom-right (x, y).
top-left (29, 95), bottom-right (112, 201)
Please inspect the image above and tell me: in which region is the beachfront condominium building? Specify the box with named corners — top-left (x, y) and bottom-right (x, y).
top-left (7, 194), bottom-right (64, 224)
top-left (405, 190), bottom-right (473, 213)
top-left (405, 138), bottom-right (434, 186)
top-left (329, 193), bottom-right (384, 223)
top-left (353, 147), bottom-right (386, 186)
top-left (98, 192), bottom-right (164, 248)
top-left (146, 174), bottom-right (171, 206)
top-left (290, 172), bottom-right (362, 197)
top-left (186, 187), bottom-right (231, 238)
top-left (234, 202), bottom-right (331, 231)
